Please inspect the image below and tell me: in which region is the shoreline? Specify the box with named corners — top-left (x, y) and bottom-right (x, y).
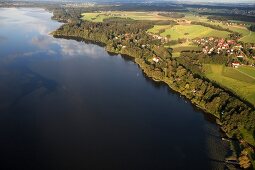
top-left (51, 34), bottom-right (226, 120)
top-left (52, 34), bottom-right (228, 119)
top-left (0, 5), bottom-right (253, 168)
top-left (52, 34), bottom-right (225, 130)
top-left (52, 32), bottom-right (254, 168)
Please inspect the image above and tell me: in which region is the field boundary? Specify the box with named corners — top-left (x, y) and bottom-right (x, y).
top-left (237, 68), bottom-right (255, 80)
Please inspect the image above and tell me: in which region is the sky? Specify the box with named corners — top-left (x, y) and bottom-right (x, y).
top-left (13, 0), bottom-right (255, 3)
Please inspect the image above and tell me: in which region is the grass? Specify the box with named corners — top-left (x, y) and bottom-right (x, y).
top-left (218, 25), bottom-right (254, 43)
top-left (223, 67), bottom-right (255, 84)
top-left (148, 25), bottom-right (172, 34)
top-left (205, 21), bottom-right (254, 43)
top-left (81, 11), bottom-right (170, 22)
top-left (239, 31), bottom-right (255, 43)
top-left (203, 64), bottom-right (255, 105)
top-left (167, 42), bottom-right (202, 57)
top-left (82, 11), bottom-right (254, 43)
top-left (148, 25), bottom-right (230, 40)
top-left (179, 14), bottom-right (255, 43)
top-left (238, 66), bottom-right (255, 78)
top-left (239, 126), bottom-right (255, 146)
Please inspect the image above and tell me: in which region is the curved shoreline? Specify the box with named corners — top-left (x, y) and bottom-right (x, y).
top-left (52, 35), bottom-right (223, 126)
top-left (52, 32), bottom-right (255, 168)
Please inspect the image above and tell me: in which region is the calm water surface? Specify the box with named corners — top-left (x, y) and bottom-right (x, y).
top-left (0, 8), bottom-right (228, 170)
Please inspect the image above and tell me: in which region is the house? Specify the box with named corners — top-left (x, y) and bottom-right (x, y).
top-left (157, 36), bottom-right (163, 40)
top-left (227, 40), bottom-right (235, 45)
top-left (209, 37), bottom-right (214, 41)
top-left (232, 62), bottom-right (240, 68)
top-left (237, 55), bottom-right (244, 58)
top-left (234, 44), bottom-right (243, 49)
top-left (153, 57), bottom-right (160, 63)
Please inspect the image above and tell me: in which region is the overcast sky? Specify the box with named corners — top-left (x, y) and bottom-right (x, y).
top-left (16, 0), bottom-right (255, 2)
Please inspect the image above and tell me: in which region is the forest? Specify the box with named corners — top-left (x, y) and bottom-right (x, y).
top-left (199, 12), bottom-right (255, 23)
top-left (158, 12), bottom-right (185, 18)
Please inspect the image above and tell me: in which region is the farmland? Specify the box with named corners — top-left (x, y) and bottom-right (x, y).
top-left (81, 11), bottom-right (170, 22)
top-left (239, 31), bottom-right (255, 43)
top-left (217, 24), bottom-right (255, 43)
top-left (149, 24), bottom-right (229, 57)
top-left (148, 24), bottom-right (230, 40)
top-left (170, 13), bottom-right (254, 43)
top-left (238, 66), bottom-right (255, 78)
top-left (203, 64), bottom-right (255, 105)
top-left (166, 42), bottom-right (202, 57)
top-left (81, 11), bottom-right (254, 43)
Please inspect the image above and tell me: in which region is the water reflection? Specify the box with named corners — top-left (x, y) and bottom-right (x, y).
top-left (56, 39), bottom-right (106, 58)
top-left (0, 8), bottom-right (108, 60)
top-left (0, 35), bottom-right (7, 42)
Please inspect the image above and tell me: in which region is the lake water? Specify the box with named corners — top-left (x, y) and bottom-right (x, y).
top-left (0, 8), bottom-right (229, 170)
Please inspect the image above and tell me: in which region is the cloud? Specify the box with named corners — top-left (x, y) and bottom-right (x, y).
top-left (56, 39), bottom-right (105, 58)
top-left (1, 8), bottom-right (107, 62)
top-left (31, 35), bottom-right (52, 49)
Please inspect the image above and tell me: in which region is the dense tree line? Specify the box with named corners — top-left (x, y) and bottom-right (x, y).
top-left (158, 12), bottom-right (185, 18)
top-left (207, 16), bottom-right (228, 21)
top-left (200, 12), bottom-right (255, 23)
top-left (249, 25), bottom-right (255, 32)
top-left (191, 21), bottom-right (234, 33)
top-left (51, 7), bottom-right (86, 23)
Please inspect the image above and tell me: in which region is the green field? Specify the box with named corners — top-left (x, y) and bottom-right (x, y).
top-left (239, 126), bottom-right (255, 146)
top-left (204, 20), bottom-right (254, 43)
top-left (203, 64), bottom-right (255, 105)
top-left (217, 24), bottom-right (254, 43)
top-left (148, 25), bottom-right (230, 40)
top-left (166, 42), bottom-right (202, 57)
top-left (179, 14), bottom-right (255, 43)
top-left (238, 66), bottom-right (255, 78)
top-left (148, 25), bottom-right (172, 34)
top-left (81, 11), bottom-right (254, 43)
top-left (81, 11), bottom-right (170, 22)
top-left (239, 31), bottom-right (255, 43)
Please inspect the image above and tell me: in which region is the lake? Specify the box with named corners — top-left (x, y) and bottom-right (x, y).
top-left (0, 8), bottom-right (229, 170)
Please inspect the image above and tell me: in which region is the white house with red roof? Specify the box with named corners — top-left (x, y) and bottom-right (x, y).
top-left (232, 62), bottom-right (240, 68)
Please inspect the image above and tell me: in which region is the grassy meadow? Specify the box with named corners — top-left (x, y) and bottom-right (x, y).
top-left (239, 31), bottom-right (255, 43)
top-left (183, 14), bottom-right (255, 43)
top-left (149, 24), bottom-right (229, 56)
top-left (203, 64), bottom-right (255, 105)
top-left (166, 42), bottom-right (202, 57)
top-left (238, 66), bottom-right (255, 78)
top-left (81, 12), bottom-right (170, 22)
top-left (81, 11), bottom-right (254, 43)
top-left (148, 25), bottom-right (230, 40)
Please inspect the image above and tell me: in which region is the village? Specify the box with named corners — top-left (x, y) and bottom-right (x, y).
top-left (112, 31), bottom-right (255, 70)
top-left (193, 37), bottom-right (255, 68)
